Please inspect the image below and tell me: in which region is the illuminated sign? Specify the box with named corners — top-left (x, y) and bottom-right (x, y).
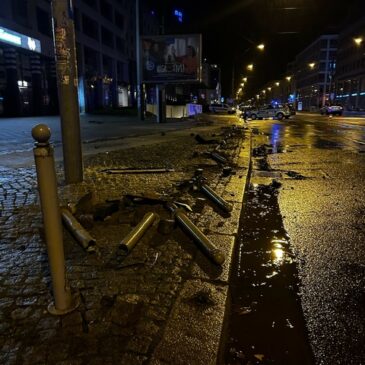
top-left (174, 9), bottom-right (183, 23)
top-left (141, 34), bottom-right (202, 83)
top-left (0, 26), bottom-right (41, 53)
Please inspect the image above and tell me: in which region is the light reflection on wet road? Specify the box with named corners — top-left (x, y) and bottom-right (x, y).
top-left (226, 113), bottom-right (365, 365)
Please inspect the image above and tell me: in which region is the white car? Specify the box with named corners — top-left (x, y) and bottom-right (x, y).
top-left (246, 104), bottom-right (290, 120)
top-left (209, 103), bottom-right (236, 114)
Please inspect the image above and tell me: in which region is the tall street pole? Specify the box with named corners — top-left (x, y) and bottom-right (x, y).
top-left (136, 0), bottom-right (145, 120)
top-left (51, 0), bottom-right (83, 184)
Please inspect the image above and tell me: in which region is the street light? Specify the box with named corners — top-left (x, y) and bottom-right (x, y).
top-left (286, 76), bottom-right (292, 82)
top-left (308, 62), bottom-right (316, 69)
top-left (275, 82), bottom-right (280, 86)
top-left (242, 77), bottom-right (248, 82)
top-left (354, 37), bottom-right (363, 46)
top-left (247, 64), bottom-right (254, 71)
top-left (257, 43), bottom-right (265, 51)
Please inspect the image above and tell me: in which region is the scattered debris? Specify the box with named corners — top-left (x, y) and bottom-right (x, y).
top-left (194, 169), bottom-right (232, 213)
top-left (194, 134), bottom-right (219, 144)
top-left (61, 207), bottom-right (96, 252)
top-left (167, 202), bottom-right (225, 265)
top-left (208, 151), bottom-right (228, 164)
top-left (157, 219), bottom-right (176, 235)
top-left (119, 212), bottom-right (158, 254)
top-left (189, 289), bottom-right (215, 308)
top-left (286, 170), bottom-right (306, 180)
top-left (93, 201), bottom-right (119, 221)
top-left (101, 168), bottom-right (175, 174)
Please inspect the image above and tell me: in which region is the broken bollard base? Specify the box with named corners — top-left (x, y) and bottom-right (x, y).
top-left (47, 289), bottom-right (80, 316)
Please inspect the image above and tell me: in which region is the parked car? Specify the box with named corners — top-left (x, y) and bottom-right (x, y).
top-left (209, 103), bottom-right (236, 114)
top-left (244, 104), bottom-right (291, 120)
top-left (320, 105), bottom-right (343, 116)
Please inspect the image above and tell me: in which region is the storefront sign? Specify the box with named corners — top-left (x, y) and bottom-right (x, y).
top-left (0, 26), bottom-right (41, 53)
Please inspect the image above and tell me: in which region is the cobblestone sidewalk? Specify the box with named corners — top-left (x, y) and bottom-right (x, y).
top-left (0, 118), bottom-right (251, 365)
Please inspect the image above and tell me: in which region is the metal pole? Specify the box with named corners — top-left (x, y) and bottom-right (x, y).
top-left (51, 0), bottom-right (83, 184)
top-left (119, 212), bottom-right (158, 253)
top-left (167, 204), bottom-right (225, 265)
top-left (32, 124), bottom-right (79, 315)
top-left (136, 0), bottom-right (145, 120)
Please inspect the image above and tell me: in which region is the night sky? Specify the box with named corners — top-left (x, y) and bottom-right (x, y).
top-left (152, 0), bottom-right (365, 97)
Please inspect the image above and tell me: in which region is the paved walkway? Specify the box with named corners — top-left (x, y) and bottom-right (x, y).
top-left (0, 115), bottom-right (251, 364)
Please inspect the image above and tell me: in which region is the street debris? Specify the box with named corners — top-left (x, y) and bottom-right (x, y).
top-left (167, 202), bottom-right (225, 265)
top-left (286, 170), bottom-right (306, 180)
top-left (61, 207), bottom-right (96, 252)
top-left (207, 151), bottom-right (228, 164)
top-left (189, 169), bottom-right (233, 213)
top-left (194, 134), bottom-right (219, 144)
top-left (101, 168), bottom-right (175, 174)
top-left (119, 212), bottom-right (159, 254)
top-left (189, 289), bottom-right (215, 308)
top-left (157, 219), bottom-right (175, 235)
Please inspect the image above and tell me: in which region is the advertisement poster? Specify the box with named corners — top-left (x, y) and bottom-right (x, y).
top-left (141, 34), bottom-right (202, 83)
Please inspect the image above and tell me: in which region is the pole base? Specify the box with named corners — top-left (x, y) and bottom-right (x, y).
top-left (47, 294), bottom-right (80, 316)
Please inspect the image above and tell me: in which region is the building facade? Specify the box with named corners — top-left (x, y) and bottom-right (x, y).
top-left (293, 34), bottom-right (337, 111)
top-left (334, 17), bottom-right (365, 111)
top-left (0, 0), bottom-right (159, 117)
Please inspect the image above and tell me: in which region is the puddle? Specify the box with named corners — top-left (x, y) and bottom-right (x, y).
top-left (223, 183), bottom-right (313, 365)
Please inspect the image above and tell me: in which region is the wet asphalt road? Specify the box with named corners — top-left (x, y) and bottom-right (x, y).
top-left (231, 113), bottom-right (365, 365)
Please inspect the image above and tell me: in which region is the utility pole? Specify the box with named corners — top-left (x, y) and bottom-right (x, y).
top-left (136, 0), bottom-right (145, 120)
top-left (51, 0), bottom-right (83, 184)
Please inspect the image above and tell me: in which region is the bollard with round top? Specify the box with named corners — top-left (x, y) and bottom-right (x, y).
top-left (32, 124), bottom-right (79, 315)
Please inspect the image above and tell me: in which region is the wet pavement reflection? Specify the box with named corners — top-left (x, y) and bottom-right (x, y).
top-left (224, 182), bottom-right (313, 365)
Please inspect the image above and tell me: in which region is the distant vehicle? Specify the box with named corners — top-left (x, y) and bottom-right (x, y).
top-left (320, 105), bottom-right (343, 116)
top-left (244, 104), bottom-right (291, 120)
top-left (209, 103), bottom-right (236, 114)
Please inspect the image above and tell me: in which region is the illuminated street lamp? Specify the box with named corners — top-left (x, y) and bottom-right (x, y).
top-left (275, 82), bottom-right (280, 86)
top-left (257, 43), bottom-right (265, 51)
top-left (247, 64), bottom-right (254, 71)
top-left (308, 62), bottom-right (316, 69)
top-left (286, 76), bottom-right (292, 82)
top-left (242, 77), bottom-right (247, 82)
top-left (267, 87), bottom-right (272, 91)
top-left (354, 37), bottom-right (363, 46)
top-left (240, 83), bottom-right (244, 87)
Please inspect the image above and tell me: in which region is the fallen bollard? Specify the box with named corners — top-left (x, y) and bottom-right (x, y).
top-left (199, 183), bottom-right (233, 213)
top-left (209, 151), bottom-right (228, 164)
top-left (32, 124), bottom-right (79, 315)
top-left (61, 208), bottom-right (96, 252)
top-left (194, 169), bottom-right (232, 213)
top-left (167, 203), bottom-right (225, 265)
top-left (102, 168), bottom-right (174, 174)
top-left (119, 212), bottom-right (158, 253)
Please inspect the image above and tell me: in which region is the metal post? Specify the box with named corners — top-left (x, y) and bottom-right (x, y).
top-left (119, 212), bottom-right (158, 253)
top-left (136, 0), bottom-right (145, 120)
top-left (51, 0), bottom-right (83, 184)
top-left (167, 204), bottom-right (225, 266)
top-left (32, 124), bottom-right (79, 315)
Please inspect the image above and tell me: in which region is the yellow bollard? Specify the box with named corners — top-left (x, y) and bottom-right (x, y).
top-left (32, 124), bottom-right (79, 315)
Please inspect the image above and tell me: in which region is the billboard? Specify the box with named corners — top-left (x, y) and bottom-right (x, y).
top-left (141, 34), bottom-right (201, 83)
top-left (0, 26), bottom-right (41, 53)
